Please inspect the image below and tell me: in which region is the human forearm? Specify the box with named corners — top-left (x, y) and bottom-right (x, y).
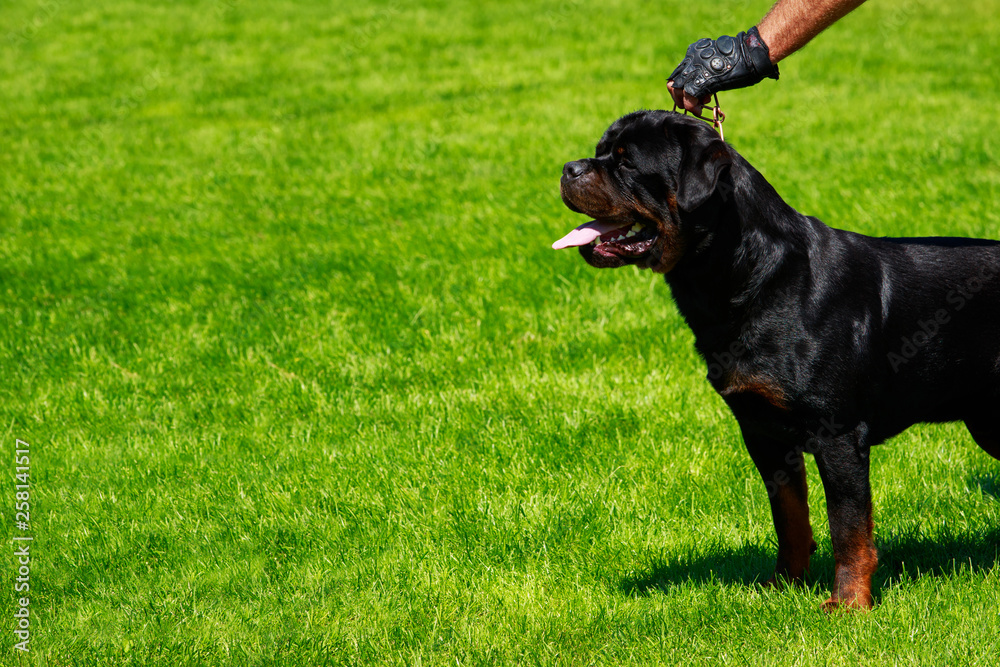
top-left (757, 0), bottom-right (868, 63)
top-left (667, 0), bottom-right (870, 112)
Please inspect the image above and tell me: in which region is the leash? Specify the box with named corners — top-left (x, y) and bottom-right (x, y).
top-left (672, 92), bottom-right (726, 142)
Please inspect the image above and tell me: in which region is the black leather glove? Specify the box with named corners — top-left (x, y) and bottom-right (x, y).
top-left (669, 26), bottom-right (779, 99)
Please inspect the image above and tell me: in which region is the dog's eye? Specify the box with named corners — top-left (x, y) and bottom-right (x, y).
top-left (614, 146), bottom-right (636, 171)
top-left (615, 146), bottom-right (635, 171)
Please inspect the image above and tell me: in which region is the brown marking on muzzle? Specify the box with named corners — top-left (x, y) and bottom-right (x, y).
top-left (563, 158), bottom-right (690, 274)
top-left (666, 191), bottom-right (678, 217)
top-left (616, 192), bottom-right (686, 274)
top-left (561, 166), bottom-right (629, 220)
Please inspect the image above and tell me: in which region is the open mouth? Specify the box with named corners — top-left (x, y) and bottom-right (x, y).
top-left (552, 219), bottom-right (659, 259)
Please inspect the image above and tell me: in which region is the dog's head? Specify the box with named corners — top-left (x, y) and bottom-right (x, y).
top-left (555, 110), bottom-right (732, 272)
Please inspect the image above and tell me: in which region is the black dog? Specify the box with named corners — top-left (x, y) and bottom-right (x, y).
top-left (555, 110), bottom-right (1000, 610)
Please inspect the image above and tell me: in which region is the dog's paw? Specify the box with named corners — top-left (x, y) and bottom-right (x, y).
top-left (821, 593), bottom-right (874, 613)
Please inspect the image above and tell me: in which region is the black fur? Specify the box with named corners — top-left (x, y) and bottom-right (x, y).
top-left (559, 110), bottom-right (1000, 609)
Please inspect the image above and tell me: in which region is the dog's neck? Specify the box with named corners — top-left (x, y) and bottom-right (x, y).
top-left (664, 152), bottom-right (819, 349)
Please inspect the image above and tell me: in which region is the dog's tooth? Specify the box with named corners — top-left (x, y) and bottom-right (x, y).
top-left (615, 234), bottom-right (625, 241)
top-left (631, 224), bottom-right (642, 232)
top-left (626, 230), bottom-right (636, 238)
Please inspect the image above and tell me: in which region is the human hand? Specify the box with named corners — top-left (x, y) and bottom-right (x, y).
top-left (667, 80), bottom-right (711, 115)
top-left (668, 27), bottom-right (779, 103)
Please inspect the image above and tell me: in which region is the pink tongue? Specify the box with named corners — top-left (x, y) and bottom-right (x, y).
top-left (552, 220), bottom-right (628, 250)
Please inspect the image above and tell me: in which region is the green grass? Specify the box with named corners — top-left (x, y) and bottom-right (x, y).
top-left (2, 0), bottom-right (1000, 664)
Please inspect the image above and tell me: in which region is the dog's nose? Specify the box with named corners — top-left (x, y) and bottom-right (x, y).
top-left (563, 160), bottom-right (589, 180)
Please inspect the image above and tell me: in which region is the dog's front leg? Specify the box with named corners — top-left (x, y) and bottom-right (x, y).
top-left (814, 433), bottom-right (878, 611)
top-left (743, 435), bottom-right (817, 585)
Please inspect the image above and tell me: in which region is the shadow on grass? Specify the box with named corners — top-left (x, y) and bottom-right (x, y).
top-left (970, 470), bottom-right (1000, 501)
top-left (876, 525), bottom-right (1000, 585)
top-left (620, 526), bottom-right (999, 599)
top-left (871, 469), bottom-right (1000, 593)
top-left (618, 541), bottom-right (820, 597)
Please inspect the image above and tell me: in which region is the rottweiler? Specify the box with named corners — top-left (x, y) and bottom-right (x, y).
top-left (554, 109), bottom-right (1000, 610)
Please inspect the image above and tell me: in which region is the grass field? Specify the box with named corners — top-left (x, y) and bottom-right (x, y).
top-left (2, 0), bottom-right (1000, 664)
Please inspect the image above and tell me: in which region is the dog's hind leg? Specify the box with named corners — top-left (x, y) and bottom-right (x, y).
top-left (743, 434), bottom-right (817, 585)
top-left (966, 418), bottom-right (1000, 461)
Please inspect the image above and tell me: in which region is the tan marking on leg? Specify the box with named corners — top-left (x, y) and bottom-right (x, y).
top-left (720, 372), bottom-right (790, 411)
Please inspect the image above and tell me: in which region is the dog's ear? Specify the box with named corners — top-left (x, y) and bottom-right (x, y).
top-left (674, 126), bottom-right (732, 212)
